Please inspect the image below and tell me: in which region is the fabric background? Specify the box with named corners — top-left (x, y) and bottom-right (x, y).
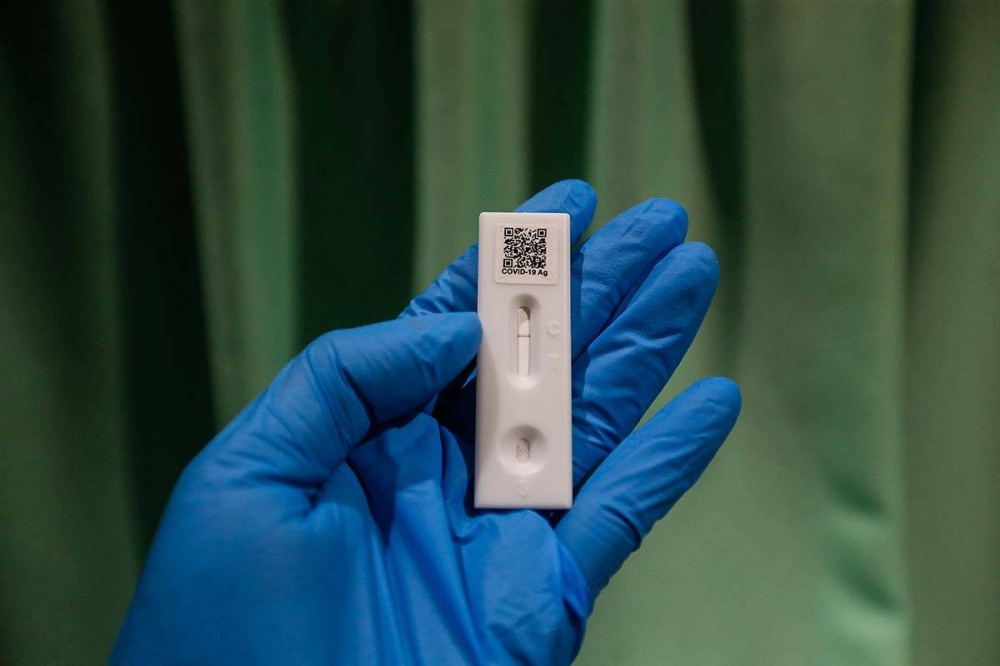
top-left (1, 1), bottom-right (997, 664)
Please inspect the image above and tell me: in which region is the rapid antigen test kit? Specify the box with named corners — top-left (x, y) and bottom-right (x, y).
top-left (475, 212), bottom-right (572, 509)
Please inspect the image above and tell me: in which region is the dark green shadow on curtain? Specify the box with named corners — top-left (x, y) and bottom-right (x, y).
top-left (527, 0), bottom-right (594, 194)
top-left (687, 0), bottom-right (746, 366)
top-left (106, 0), bottom-right (216, 551)
top-left (282, 0), bottom-right (416, 344)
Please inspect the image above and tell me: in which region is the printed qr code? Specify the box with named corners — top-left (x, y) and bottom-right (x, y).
top-left (502, 226), bottom-right (548, 270)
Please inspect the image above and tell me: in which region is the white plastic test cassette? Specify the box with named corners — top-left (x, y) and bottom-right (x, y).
top-left (475, 212), bottom-right (571, 509)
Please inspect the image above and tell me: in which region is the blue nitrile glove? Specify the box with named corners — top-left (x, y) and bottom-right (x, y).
top-left (111, 180), bottom-right (742, 665)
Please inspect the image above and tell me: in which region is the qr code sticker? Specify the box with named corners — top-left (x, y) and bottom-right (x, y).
top-left (503, 227), bottom-right (548, 271)
top-left (495, 225), bottom-right (557, 284)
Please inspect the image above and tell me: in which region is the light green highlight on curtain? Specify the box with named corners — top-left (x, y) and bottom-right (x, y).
top-left (174, 0), bottom-right (297, 422)
top-left (414, 0), bottom-right (531, 290)
top-left (740, 4), bottom-right (914, 665)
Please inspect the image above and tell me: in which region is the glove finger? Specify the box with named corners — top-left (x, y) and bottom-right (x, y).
top-left (556, 378), bottom-right (741, 594)
top-left (201, 313), bottom-right (481, 489)
top-left (434, 198), bottom-right (690, 442)
top-left (568, 197), bottom-right (689, 360)
top-left (402, 179), bottom-right (597, 317)
top-left (571, 242), bottom-right (719, 485)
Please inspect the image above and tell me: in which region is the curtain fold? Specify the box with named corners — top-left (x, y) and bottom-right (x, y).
top-left (1, 2), bottom-right (997, 664)
top-left (413, 0), bottom-right (532, 290)
top-left (905, 3), bottom-right (1000, 663)
top-left (0, 4), bottom-right (136, 663)
top-left (174, 0), bottom-right (298, 423)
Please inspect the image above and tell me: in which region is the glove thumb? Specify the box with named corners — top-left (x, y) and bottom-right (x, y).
top-left (202, 312), bottom-right (481, 488)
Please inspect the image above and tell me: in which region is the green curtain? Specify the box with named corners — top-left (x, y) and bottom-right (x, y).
top-left (2, 1), bottom-right (997, 664)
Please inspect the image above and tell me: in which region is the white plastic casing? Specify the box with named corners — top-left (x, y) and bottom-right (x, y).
top-left (475, 212), bottom-right (572, 509)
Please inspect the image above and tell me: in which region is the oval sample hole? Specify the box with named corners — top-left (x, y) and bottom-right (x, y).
top-left (515, 437), bottom-right (531, 462)
top-left (498, 425), bottom-right (548, 474)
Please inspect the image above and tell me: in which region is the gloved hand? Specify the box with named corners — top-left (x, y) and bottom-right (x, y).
top-left (111, 180), bottom-right (741, 665)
